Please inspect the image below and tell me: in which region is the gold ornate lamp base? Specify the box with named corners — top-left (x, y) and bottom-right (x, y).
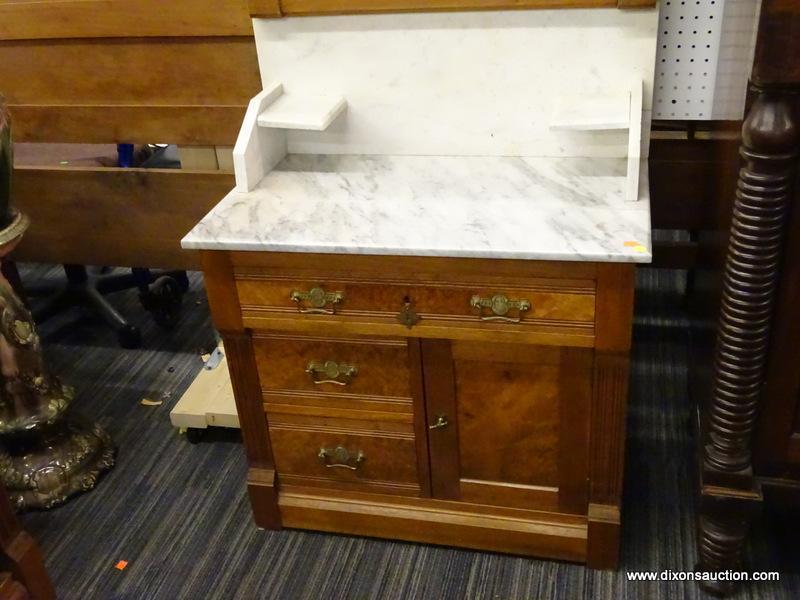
top-left (0, 211), bottom-right (115, 510)
top-left (1, 419), bottom-right (115, 510)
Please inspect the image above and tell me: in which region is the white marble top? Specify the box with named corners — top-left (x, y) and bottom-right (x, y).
top-left (182, 154), bottom-right (652, 263)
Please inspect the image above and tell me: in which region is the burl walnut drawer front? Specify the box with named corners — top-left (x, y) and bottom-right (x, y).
top-left (235, 273), bottom-right (596, 346)
top-left (253, 332), bottom-right (412, 401)
top-left (254, 332), bottom-right (427, 497)
top-left (268, 425), bottom-right (421, 496)
top-left (252, 333), bottom-right (416, 426)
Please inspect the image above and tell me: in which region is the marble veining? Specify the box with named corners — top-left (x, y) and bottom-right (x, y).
top-left (253, 10), bottom-right (658, 159)
top-left (182, 154), bottom-right (652, 263)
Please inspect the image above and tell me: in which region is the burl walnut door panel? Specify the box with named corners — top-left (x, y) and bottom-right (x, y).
top-left (421, 339), bottom-right (592, 514)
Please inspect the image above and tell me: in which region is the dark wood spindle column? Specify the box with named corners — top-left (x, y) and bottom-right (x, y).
top-left (696, 1), bottom-right (800, 595)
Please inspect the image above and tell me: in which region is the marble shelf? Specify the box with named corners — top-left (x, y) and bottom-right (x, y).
top-left (257, 90), bottom-right (347, 131)
top-left (549, 92), bottom-right (631, 131)
top-left (182, 154), bottom-right (652, 264)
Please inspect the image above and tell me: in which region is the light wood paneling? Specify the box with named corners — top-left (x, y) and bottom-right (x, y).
top-left (12, 167), bottom-right (234, 269)
top-left (249, 0), bottom-right (283, 17)
top-left (273, 0), bottom-right (619, 17)
top-left (0, 1), bottom-right (259, 270)
top-left (9, 105), bottom-right (247, 145)
top-left (0, 0), bottom-right (254, 41)
top-left (0, 38), bottom-right (260, 106)
top-left (0, 37), bottom-right (260, 143)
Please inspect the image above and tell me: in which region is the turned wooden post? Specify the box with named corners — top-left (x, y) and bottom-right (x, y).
top-left (704, 92), bottom-right (799, 480)
top-left (698, 89), bottom-right (799, 597)
top-left (696, 10), bottom-right (800, 590)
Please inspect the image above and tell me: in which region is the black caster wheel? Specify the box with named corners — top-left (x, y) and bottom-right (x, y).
top-left (186, 428), bottom-right (205, 444)
top-left (117, 324), bottom-right (142, 349)
top-left (141, 275), bottom-right (184, 329)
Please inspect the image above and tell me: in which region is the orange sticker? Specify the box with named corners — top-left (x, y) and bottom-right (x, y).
top-left (115, 561), bottom-right (128, 571)
top-left (623, 241), bottom-right (639, 247)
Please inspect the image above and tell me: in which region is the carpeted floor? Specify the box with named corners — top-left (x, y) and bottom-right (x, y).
top-left (14, 265), bottom-right (799, 599)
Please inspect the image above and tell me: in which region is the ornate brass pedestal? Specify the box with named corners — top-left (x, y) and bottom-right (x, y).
top-left (0, 212), bottom-right (115, 510)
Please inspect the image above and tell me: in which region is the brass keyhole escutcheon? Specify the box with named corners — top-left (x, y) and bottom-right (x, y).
top-left (397, 296), bottom-right (420, 329)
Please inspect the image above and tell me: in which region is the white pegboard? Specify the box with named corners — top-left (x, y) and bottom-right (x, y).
top-left (653, 0), bottom-right (760, 120)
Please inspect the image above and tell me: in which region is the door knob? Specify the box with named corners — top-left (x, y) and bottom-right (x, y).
top-left (428, 415), bottom-right (448, 430)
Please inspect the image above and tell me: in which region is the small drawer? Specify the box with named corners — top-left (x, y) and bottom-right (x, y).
top-left (237, 276), bottom-right (595, 342)
top-left (269, 423), bottom-right (420, 495)
top-left (252, 333), bottom-right (413, 401)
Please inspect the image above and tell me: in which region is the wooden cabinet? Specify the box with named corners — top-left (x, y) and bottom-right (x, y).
top-left (202, 250), bottom-right (635, 567)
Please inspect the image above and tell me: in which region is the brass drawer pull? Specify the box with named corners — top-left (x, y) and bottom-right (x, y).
top-left (318, 446), bottom-right (365, 470)
top-left (470, 294), bottom-right (531, 323)
top-left (290, 287), bottom-right (344, 314)
top-left (306, 360), bottom-right (358, 386)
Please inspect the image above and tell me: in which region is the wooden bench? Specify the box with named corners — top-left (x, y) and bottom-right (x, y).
top-left (0, 0), bottom-right (262, 270)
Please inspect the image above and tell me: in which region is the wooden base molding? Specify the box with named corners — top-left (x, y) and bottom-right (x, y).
top-left (586, 503), bottom-right (621, 569)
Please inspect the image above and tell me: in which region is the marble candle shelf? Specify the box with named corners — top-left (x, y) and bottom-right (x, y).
top-left (256, 82), bottom-right (347, 131)
top-left (550, 82), bottom-right (643, 202)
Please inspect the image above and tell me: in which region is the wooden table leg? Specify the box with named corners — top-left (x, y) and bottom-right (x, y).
top-left (0, 484), bottom-right (55, 600)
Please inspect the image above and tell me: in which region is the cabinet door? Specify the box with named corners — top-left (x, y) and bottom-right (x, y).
top-left (421, 339), bottom-right (592, 514)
